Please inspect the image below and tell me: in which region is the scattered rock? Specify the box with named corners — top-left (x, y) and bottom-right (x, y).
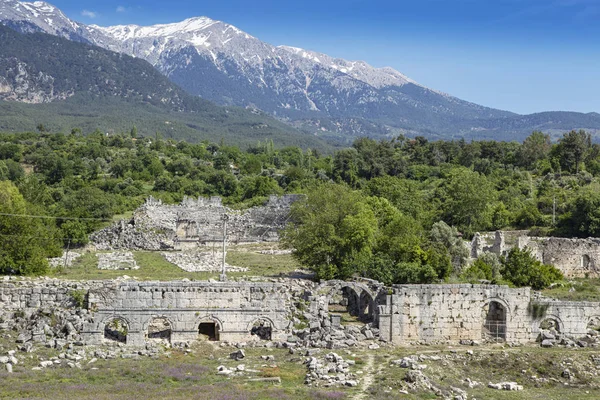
top-left (488, 382), bottom-right (523, 391)
top-left (230, 349), bottom-right (246, 361)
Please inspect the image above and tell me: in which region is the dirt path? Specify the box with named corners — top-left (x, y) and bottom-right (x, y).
top-left (354, 352), bottom-right (377, 400)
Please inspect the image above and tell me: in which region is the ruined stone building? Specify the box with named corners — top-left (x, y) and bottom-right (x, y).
top-left (90, 194), bottom-right (303, 250)
top-left (471, 231), bottom-right (600, 278)
top-left (2, 278), bottom-right (599, 348)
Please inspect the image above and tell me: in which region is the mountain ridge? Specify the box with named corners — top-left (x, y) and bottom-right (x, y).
top-left (1, 0), bottom-right (600, 142)
top-left (0, 23), bottom-right (329, 149)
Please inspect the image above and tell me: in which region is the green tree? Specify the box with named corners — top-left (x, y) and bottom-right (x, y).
top-left (0, 181), bottom-right (60, 275)
top-left (555, 130), bottom-right (591, 173)
top-left (559, 183), bottom-right (600, 237)
top-left (430, 221), bottom-right (469, 274)
top-left (282, 184), bottom-right (377, 280)
top-left (517, 131), bottom-right (551, 169)
top-left (442, 168), bottom-right (495, 236)
top-left (501, 248), bottom-right (563, 290)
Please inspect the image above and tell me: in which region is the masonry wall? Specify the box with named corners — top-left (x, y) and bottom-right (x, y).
top-left (91, 194), bottom-right (302, 250)
top-left (470, 231), bottom-right (600, 278)
top-left (83, 281), bottom-right (293, 345)
top-left (519, 237), bottom-right (600, 278)
top-left (379, 284), bottom-right (532, 344)
top-left (376, 284), bottom-right (600, 344)
top-left (0, 280), bottom-right (92, 309)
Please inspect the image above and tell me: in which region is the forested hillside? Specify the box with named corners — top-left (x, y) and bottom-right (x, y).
top-left (0, 129), bottom-right (596, 285)
top-left (0, 25), bottom-right (327, 149)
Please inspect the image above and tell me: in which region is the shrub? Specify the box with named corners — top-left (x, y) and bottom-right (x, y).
top-left (501, 247), bottom-right (563, 290)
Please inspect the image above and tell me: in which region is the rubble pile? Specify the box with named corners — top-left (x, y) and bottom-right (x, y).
top-left (97, 252), bottom-right (139, 270)
top-left (161, 251), bottom-right (248, 273)
top-left (304, 352), bottom-right (358, 387)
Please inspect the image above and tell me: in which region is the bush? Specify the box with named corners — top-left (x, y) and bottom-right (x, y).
top-left (501, 247), bottom-right (563, 290)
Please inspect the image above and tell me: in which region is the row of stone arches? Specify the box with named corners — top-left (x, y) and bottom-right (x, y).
top-left (102, 316), bottom-right (276, 343)
top-left (316, 280), bottom-right (384, 326)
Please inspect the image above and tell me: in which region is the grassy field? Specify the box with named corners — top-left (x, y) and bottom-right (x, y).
top-left (0, 334), bottom-right (347, 399)
top-left (50, 244), bottom-right (303, 281)
top-left (1, 328), bottom-right (600, 400)
top-left (541, 279), bottom-right (600, 302)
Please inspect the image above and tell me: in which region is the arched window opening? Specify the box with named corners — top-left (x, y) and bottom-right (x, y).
top-left (147, 317), bottom-right (172, 342)
top-left (250, 320), bottom-right (272, 340)
top-left (482, 301), bottom-right (507, 342)
top-left (105, 318), bottom-right (128, 343)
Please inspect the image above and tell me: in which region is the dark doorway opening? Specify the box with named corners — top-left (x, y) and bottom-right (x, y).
top-left (199, 322), bottom-right (219, 341)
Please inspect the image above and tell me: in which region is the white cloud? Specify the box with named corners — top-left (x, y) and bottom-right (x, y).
top-left (116, 6), bottom-right (127, 13)
top-left (81, 10), bottom-right (98, 19)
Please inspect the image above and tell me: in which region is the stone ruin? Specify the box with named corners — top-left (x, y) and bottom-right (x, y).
top-left (3, 276), bottom-right (600, 350)
top-left (471, 230), bottom-right (600, 278)
top-left (161, 251), bottom-right (248, 273)
top-left (97, 252), bottom-right (139, 270)
top-left (90, 194), bottom-right (303, 251)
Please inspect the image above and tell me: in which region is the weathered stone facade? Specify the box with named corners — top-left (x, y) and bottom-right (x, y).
top-left (90, 194), bottom-right (302, 250)
top-left (471, 231), bottom-right (600, 278)
top-left (1, 278), bottom-right (599, 348)
top-left (83, 281), bottom-right (293, 345)
top-left (376, 284), bottom-right (600, 344)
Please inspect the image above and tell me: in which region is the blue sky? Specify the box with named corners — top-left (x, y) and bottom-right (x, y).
top-left (47, 0), bottom-right (600, 115)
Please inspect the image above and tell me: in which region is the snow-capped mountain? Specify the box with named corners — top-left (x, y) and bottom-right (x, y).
top-left (2, 0), bottom-right (600, 141)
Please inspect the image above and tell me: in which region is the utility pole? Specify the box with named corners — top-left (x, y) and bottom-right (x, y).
top-left (553, 195), bottom-right (556, 226)
top-left (63, 239), bottom-right (71, 271)
top-left (220, 214), bottom-right (229, 282)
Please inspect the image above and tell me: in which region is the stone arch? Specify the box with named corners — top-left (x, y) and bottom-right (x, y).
top-left (196, 316), bottom-right (223, 341)
top-left (145, 316), bottom-right (173, 342)
top-left (315, 280), bottom-right (379, 323)
top-left (359, 290), bottom-right (375, 322)
top-left (248, 317), bottom-right (274, 340)
top-left (482, 299), bottom-right (508, 342)
top-left (103, 316), bottom-right (130, 343)
top-left (537, 315), bottom-right (564, 334)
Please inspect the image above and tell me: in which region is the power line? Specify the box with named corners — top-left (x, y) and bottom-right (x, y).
top-left (0, 233), bottom-right (83, 242)
top-left (0, 212), bottom-right (111, 221)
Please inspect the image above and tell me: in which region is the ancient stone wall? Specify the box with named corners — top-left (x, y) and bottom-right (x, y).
top-left (519, 237), bottom-right (600, 278)
top-left (470, 231), bottom-right (600, 278)
top-left (376, 284), bottom-right (600, 345)
top-left (0, 279), bottom-right (91, 309)
top-left (91, 194), bottom-right (302, 250)
top-left (83, 281), bottom-right (293, 345)
top-left (2, 278), bottom-right (600, 348)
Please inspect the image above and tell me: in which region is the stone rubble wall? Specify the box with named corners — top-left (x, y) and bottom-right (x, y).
top-left (470, 231), bottom-right (600, 278)
top-left (97, 252), bottom-right (139, 270)
top-left (90, 194), bottom-right (303, 250)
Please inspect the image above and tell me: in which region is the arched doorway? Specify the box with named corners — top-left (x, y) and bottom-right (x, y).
top-left (198, 319), bottom-right (220, 341)
top-left (328, 286), bottom-right (361, 324)
top-left (482, 301), bottom-right (507, 342)
top-left (104, 317), bottom-right (129, 343)
top-left (359, 290), bottom-right (375, 323)
top-left (147, 317), bottom-right (172, 342)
